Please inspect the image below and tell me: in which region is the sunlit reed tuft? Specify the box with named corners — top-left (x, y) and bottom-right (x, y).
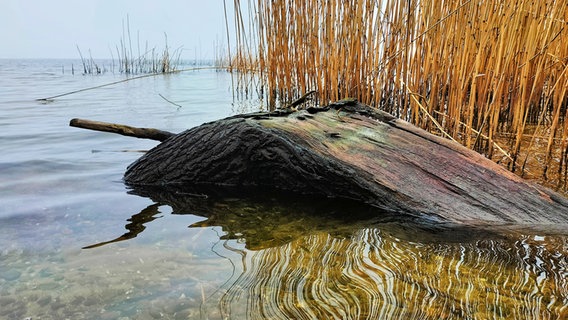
top-left (229, 0), bottom-right (568, 191)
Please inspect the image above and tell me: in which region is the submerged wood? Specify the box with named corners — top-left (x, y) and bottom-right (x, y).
top-left (121, 101), bottom-right (568, 225)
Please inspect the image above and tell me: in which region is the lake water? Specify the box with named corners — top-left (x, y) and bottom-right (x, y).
top-left (0, 59), bottom-right (567, 319)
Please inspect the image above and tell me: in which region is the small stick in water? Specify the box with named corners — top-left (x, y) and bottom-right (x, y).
top-left (69, 118), bottom-right (175, 142)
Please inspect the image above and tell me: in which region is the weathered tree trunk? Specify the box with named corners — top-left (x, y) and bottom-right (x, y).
top-left (123, 101), bottom-right (568, 225)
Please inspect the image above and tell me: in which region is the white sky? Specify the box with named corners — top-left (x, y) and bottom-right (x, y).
top-left (0, 0), bottom-right (233, 59)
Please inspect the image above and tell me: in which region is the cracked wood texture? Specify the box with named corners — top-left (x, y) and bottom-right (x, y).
top-left (124, 102), bottom-right (568, 225)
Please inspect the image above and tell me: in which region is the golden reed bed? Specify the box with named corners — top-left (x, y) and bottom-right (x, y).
top-left (226, 0), bottom-right (568, 192)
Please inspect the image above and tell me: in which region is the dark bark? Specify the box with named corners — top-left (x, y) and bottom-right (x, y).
top-left (124, 102), bottom-right (568, 225)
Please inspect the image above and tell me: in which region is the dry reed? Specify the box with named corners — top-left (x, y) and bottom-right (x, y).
top-left (229, 0), bottom-right (568, 191)
top-left (115, 17), bottom-right (182, 75)
top-left (77, 15), bottom-right (182, 75)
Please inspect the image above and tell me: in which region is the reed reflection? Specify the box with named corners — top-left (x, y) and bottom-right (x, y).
top-left (216, 229), bottom-right (567, 319)
top-left (126, 190), bottom-right (568, 319)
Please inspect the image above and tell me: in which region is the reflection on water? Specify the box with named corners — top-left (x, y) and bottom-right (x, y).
top-left (75, 190), bottom-right (568, 319)
top-left (183, 194), bottom-right (568, 319)
top-left (82, 203), bottom-right (163, 249)
top-left (2, 191), bottom-right (566, 319)
top-left (2, 187), bottom-right (568, 320)
top-left (221, 229), bottom-right (567, 319)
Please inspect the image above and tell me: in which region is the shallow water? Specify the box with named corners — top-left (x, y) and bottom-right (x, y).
top-left (0, 59), bottom-right (567, 319)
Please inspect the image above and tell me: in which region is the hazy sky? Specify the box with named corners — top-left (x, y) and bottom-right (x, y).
top-left (1, 0), bottom-right (232, 59)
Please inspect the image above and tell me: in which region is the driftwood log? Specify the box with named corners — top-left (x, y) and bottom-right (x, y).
top-left (116, 100), bottom-right (568, 225)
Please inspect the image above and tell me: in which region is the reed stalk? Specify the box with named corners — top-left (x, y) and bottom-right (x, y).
top-left (77, 16), bottom-right (181, 75)
top-left (230, 0), bottom-right (568, 191)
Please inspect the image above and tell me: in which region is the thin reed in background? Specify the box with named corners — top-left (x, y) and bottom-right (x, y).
top-left (77, 15), bottom-right (182, 75)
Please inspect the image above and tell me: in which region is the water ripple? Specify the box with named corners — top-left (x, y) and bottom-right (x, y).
top-left (216, 229), bottom-right (568, 319)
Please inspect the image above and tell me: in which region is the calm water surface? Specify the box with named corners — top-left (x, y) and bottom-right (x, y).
top-left (0, 59), bottom-right (567, 319)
